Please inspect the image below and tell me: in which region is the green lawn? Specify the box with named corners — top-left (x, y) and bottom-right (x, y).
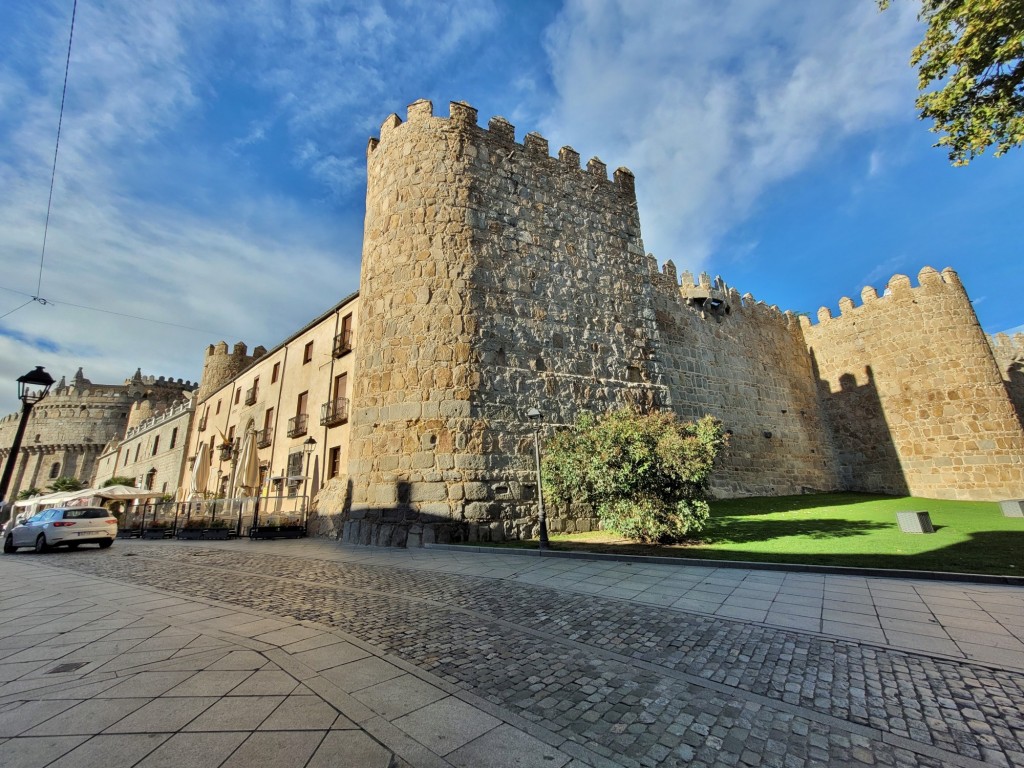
top-left (496, 493), bottom-right (1024, 576)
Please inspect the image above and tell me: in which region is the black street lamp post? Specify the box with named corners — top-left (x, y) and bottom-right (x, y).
top-left (301, 436), bottom-right (316, 528)
top-left (0, 367), bottom-right (56, 524)
top-left (526, 407), bottom-right (548, 551)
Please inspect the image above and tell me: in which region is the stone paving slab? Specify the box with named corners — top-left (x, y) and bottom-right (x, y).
top-left (7, 542), bottom-right (1022, 767)
top-left (0, 552), bottom-right (583, 768)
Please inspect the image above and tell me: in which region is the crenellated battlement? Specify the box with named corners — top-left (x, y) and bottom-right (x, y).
top-left (990, 331), bottom-right (1024, 357)
top-left (652, 258), bottom-right (802, 329)
top-left (366, 99), bottom-right (636, 197)
top-left (124, 397), bottom-right (194, 440)
top-left (197, 340), bottom-right (264, 403)
top-left (803, 266), bottom-right (966, 328)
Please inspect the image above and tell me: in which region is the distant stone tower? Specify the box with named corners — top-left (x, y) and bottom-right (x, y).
top-left (196, 342), bottom-right (265, 403)
top-left (0, 368), bottom-right (196, 498)
top-left (344, 99), bottom-right (663, 545)
top-left (803, 267), bottom-right (1024, 500)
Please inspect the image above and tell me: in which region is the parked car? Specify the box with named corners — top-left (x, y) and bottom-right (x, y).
top-left (3, 507), bottom-right (117, 553)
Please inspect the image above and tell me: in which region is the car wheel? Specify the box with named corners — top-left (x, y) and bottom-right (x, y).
top-left (98, 539), bottom-right (113, 549)
top-left (3, 535), bottom-right (15, 554)
top-left (34, 534), bottom-right (49, 554)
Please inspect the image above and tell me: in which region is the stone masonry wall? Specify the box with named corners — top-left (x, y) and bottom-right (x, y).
top-left (651, 265), bottom-right (841, 497)
top-left (345, 100), bottom-right (662, 545)
top-left (990, 332), bottom-right (1024, 430)
top-left (802, 267), bottom-right (1024, 500)
top-left (0, 370), bottom-right (194, 500)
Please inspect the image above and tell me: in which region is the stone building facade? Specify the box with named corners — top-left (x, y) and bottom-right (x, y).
top-left (169, 99), bottom-right (1024, 545)
top-left (0, 368), bottom-right (195, 500)
top-left (93, 397), bottom-right (195, 496)
top-left (181, 298), bottom-right (357, 530)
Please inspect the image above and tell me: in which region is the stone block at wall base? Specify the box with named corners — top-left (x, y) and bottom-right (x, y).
top-left (1001, 499), bottom-right (1024, 517)
top-left (339, 515), bottom-right (469, 548)
top-left (309, 512), bottom-right (346, 539)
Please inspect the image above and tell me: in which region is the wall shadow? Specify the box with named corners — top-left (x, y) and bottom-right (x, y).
top-left (811, 355), bottom-right (909, 496)
top-left (1005, 358), bottom-right (1024, 430)
top-left (699, 516), bottom-right (890, 545)
top-left (708, 492), bottom-right (899, 517)
top-left (523, 530), bottom-right (1024, 577)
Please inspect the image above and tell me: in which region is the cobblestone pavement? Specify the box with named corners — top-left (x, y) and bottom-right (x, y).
top-left (6, 541), bottom-right (1024, 768)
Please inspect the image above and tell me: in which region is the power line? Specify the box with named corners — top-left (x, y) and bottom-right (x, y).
top-left (0, 285), bottom-right (228, 336)
top-left (0, 300), bottom-right (35, 322)
top-left (36, 0), bottom-right (78, 301)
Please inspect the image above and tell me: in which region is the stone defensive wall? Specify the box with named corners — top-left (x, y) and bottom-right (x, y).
top-left (802, 267), bottom-right (1024, 501)
top-left (650, 264), bottom-right (841, 498)
top-left (989, 331), bottom-right (1024, 429)
top-left (0, 370), bottom-right (195, 498)
top-left (347, 99), bottom-right (661, 545)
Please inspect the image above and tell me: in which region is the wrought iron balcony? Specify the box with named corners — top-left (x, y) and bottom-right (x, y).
top-left (287, 413), bottom-right (308, 438)
top-left (255, 427), bottom-right (272, 448)
top-left (333, 329), bottom-right (353, 358)
top-left (321, 397), bottom-right (349, 427)
top-left (245, 386), bottom-right (258, 405)
top-left (198, 415), bottom-right (207, 431)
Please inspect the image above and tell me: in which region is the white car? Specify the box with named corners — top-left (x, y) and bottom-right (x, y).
top-left (3, 507), bottom-right (117, 553)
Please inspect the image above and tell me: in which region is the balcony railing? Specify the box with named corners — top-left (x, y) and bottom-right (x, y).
top-left (321, 397), bottom-right (350, 427)
top-left (255, 427), bottom-right (272, 448)
top-left (245, 387), bottom-right (258, 405)
top-left (198, 415), bottom-right (207, 431)
top-left (287, 413), bottom-right (308, 438)
top-left (333, 329), bottom-right (353, 358)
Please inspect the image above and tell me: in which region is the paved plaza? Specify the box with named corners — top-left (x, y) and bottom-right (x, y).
top-left (0, 540), bottom-right (1022, 767)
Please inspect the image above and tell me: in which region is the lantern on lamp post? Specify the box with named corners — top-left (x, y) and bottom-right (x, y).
top-left (1, 367), bottom-right (56, 522)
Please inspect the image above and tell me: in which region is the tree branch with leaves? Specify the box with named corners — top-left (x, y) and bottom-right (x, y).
top-left (881, 0), bottom-right (1024, 164)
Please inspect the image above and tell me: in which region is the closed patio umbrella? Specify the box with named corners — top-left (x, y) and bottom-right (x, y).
top-left (237, 430), bottom-right (261, 495)
top-left (190, 441), bottom-right (210, 501)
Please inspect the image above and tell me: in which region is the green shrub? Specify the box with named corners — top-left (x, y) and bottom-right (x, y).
top-left (542, 408), bottom-right (726, 544)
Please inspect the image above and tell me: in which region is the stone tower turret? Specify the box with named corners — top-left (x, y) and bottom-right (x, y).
top-left (344, 99), bottom-right (661, 545)
top-left (803, 267), bottom-right (1024, 500)
top-left (126, 397), bottom-right (154, 431)
top-left (196, 342), bottom-right (263, 403)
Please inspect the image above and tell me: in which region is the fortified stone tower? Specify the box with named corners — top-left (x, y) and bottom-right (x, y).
top-left (803, 267), bottom-right (1024, 500)
top-left (345, 99), bottom-right (664, 545)
top-left (196, 342), bottom-right (265, 403)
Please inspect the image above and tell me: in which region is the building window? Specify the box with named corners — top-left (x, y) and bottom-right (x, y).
top-left (234, 389), bottom-right (240, 405)
top-left (216, 399), bottom-right (221, 415)
top-left (152, 436), bottom-right (160, 456)
top-left (49, 462), bottom-right (60, 479)
top-left (145, 469), bottom-right (156, 490)
top-left (329, 446), bottom-right (341, 478)
top-left (170, 427), bottom-right (178, 449)
top-left (297, 391), bottom-right (308, 416)
top-left (134, 445), bottom-right (141, 462)
top-left (162, 482), bottom-right (168, 493)
top-left (272, 362), bottom-right (280, 383)
top-left (264, 407), bottom-right (274, 431)
top-left (303, 341), bottom-right (313, 364)
top-left (334, 372), bottom-right (348, 400)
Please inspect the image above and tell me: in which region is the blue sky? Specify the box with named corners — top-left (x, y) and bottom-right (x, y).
top-left (0, 0), bottom-right (1021, 416)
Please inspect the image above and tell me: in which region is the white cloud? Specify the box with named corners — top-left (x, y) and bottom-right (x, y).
top-left (539, 0), bottom-right (922, 271)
